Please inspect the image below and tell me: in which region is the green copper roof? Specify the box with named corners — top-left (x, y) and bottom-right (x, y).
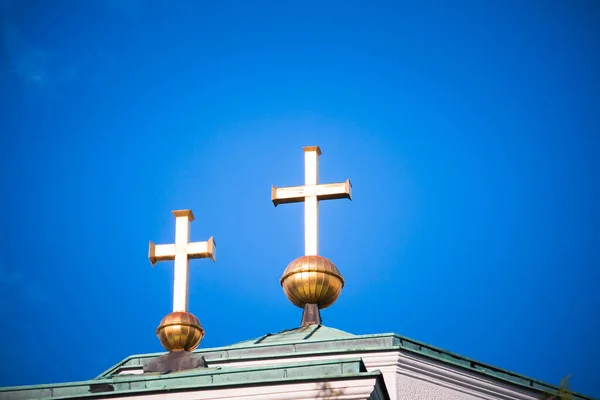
top-left (0, 358), bottom-right (387, 400)
top-left (99, 325), bottom-right (595, 400)
top-left (230, 324), bottom-right (356, 346)
top-left (1, 325), bottom-right (594, 400)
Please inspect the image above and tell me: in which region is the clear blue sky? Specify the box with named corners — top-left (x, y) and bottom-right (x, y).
top-left (1, 0), bottom-right (599, 397)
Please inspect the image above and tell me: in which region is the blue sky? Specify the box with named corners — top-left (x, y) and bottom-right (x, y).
top-left (1, 0), bottom-right (599, 397)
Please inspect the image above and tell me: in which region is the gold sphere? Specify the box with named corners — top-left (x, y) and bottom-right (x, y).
top-left (280, 255), bottom-right (344, 309)
top-left (156, 311), bottom-right (205, 351)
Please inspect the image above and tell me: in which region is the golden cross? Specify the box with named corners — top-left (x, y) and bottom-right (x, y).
top-left (272, 146), bottom-right (351, 255)
top-left (148, 210), bottom-right (216, 312)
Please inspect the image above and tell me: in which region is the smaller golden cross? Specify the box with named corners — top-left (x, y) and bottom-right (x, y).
top-left (149, 210), bottom-right (216, 312)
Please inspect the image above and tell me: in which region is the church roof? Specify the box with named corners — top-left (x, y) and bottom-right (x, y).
top-left (0, 358), bottom-right (385, 400)
top-left (229, 324), bottom-right (356, 346)
top-left (97, 325), bottom-right (593, 400)
top-left (0, 324), bottom-right (594, 400)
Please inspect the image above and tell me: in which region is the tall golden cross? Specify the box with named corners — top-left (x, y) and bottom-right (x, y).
top-left (272, 146), bottom-right (351, 255)
top-left (148, 210), bottom-right (216, 312)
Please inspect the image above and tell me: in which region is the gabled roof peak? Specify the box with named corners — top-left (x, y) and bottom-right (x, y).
top-left (230, 325), bottom-right (356, 347)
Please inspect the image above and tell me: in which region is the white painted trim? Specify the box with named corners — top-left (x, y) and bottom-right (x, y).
top-left (396, 350), bottom-right (541, 400)
top-left (109, 377), bottom-right (381, 400)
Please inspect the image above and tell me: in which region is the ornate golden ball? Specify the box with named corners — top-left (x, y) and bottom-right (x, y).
top-left (280, 255), bottom-right (344, 309)
top-left (156, 311), bottom-right (205, 352)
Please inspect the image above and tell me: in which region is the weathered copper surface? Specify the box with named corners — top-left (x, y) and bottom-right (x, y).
top-left (143, 351), bottom-right (207, 373)
top-left (156, 311), bottom-right (205, 352)
top-left (281, 255), bottom-right (344, 309)
top-left (301, 303), bottom-right (322, 326)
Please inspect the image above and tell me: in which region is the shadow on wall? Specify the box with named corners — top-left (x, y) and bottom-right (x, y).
top-left (316, 381), bottom-right (345, 399)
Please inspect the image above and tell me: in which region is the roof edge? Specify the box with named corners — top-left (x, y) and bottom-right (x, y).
top-left (95, 329), bottom-right (595, 400)
top-left (1, 358), bottom-right (378, 398)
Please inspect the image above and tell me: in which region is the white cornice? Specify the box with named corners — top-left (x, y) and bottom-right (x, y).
top-left (120, 377), bottom-right (383, 400)
top-left (396, 350), bottom-right (541, 400)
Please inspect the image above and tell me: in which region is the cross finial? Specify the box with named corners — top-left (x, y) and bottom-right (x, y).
top-left (272, 146), bottom-right (352, 255)
top-left (148, 210), bottom-right (216, 312)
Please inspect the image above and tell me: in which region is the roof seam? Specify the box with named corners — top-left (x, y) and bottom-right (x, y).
top-left (303, 324), bottom-right (321, 340)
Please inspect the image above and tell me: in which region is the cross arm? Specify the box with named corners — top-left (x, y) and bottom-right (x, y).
top-left (272, 179), bottom-right (352, 206)
top-left (272, 185), bottom-right (307, 206)
top-left (316, 179), bottom-right (352, 201)
top-left (187, 236), bottom-right (217, 262)
top-left (148, 242), bottom-right (176, 266)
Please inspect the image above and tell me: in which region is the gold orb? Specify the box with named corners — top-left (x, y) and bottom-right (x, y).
top-left (280, 255), bottom-right (344, 309)
top-left (156, 311), bottom-right (205, 351)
